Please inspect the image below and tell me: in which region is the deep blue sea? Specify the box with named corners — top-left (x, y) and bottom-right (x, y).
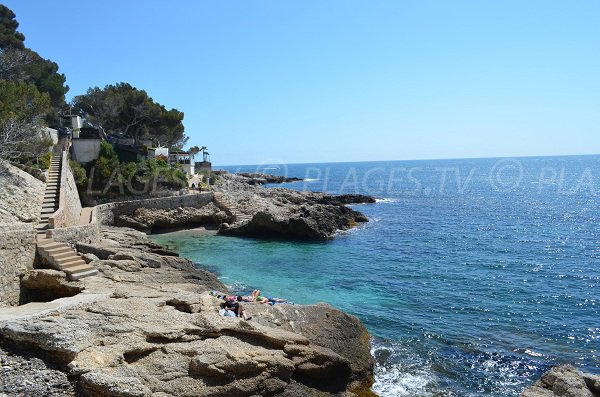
top-left (151, 156), bottom-right (600, 397)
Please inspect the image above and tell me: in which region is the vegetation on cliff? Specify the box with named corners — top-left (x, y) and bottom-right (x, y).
top-left (73, 82), bottom-right (188, 148)
top-left (81, 141), bottom-right (187, 197)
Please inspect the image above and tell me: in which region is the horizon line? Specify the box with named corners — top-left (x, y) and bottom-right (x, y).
top-left (214, 152), bottom-right (600, 168)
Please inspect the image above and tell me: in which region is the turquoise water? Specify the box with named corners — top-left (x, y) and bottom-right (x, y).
top-left (151, 156), bottom-right (600, 396)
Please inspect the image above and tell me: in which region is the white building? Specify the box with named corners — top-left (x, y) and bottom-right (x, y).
top-left (71, 129), bottom-right (102, 164)
top-left (169, 151), bottom-right (195, 176)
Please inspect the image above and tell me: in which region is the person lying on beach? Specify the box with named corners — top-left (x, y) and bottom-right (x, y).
top-left (211, 290), bottom-right (258, 302)
top-left (251, 290), bottom-right (289, 305)
top-left (212, 290), bottom-right (290, 305)
top-left (223, 298), bottom-right (252, 320)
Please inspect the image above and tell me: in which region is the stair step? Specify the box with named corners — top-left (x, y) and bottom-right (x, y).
top-left (43, 246), bottom-right (72, 255)
top-left (58, 259), bottom-right (87, 270)
top-left (50, 251), bottom-right (79, 261)
top-left (63, 263), bottom-right (94, 274)
top-left (38, 241), bottom-right (66, 249)
top-left (68, 268), bottom-right (99, 281)
top-left (40, 208), bottom-right (56, 214)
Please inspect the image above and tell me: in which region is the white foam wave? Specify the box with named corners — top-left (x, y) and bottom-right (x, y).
top-left (375, 198), bottom-right (399, 203)
top-left (370, 344), bottom-right (437, 397)
top-left (372, 364), bottom-right (435, 397)
top-left (302, 178), bottom-right (320, 182)
top-left (524, 349), bottom-right (544, 358)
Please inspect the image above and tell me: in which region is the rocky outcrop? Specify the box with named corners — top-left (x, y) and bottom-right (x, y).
top-left (236, 172), bottom-right (302, 185)
top-left (220, 204), bottom-right (367, 239)
top-left (20, 269), bottom-right (84, 302)
top-left (216, 174), bottom-right (371, 239)
top-left (521, 365), bottom-right (600, 397)
top-left (108, 174), bottom-right (374, 239)
top-left (0, 226), bottom-right (375, 396)
top-left (115, 203), bottom-right (229, 233)
top-left (0, 161), bottom-right (45, 223)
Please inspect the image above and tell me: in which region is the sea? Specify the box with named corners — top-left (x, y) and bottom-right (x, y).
top-left (150, 156), bottom-right (600, 397)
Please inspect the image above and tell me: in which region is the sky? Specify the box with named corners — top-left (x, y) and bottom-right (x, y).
top-left (3, 0), bottom-right (599, 165)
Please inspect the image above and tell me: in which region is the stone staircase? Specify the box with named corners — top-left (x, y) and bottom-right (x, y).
top-left (34, 140), bottom-right (98, 281)
top-left (35, 147), bottom-right (63, 234)
top-left (213, 191), bottom-right (253, 225)
top-left (36, 237), bottom-right (98, 280)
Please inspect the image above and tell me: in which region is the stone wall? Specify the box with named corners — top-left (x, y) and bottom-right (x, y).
top-left (0, 223), bottom-right (36, 307)
top-left (50, 207), bottom-right (100, 246)
top-left (50, 151), bottom-right (82, 229)
top-left (96, 192), bottom-right (214, 225)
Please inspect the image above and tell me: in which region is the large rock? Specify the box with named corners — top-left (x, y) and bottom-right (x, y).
top-left (521, 365), bottom-right (599, 397)
top-left (0, 161), bottom-right (45, 223)
top-left (116, 203), bottom-right (228, 232)
top-left (216, 174), bottom-right (372, 239)
top-left (20, 269), bottom-right (84, 301)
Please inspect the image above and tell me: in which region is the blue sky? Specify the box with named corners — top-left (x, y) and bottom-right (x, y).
top-left (4, 0), bottom-right (599, 165)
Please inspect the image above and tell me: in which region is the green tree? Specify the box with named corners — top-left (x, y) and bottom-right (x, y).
top-left (0, 5), bottom-right (68, 121)
top-left (73, 83), bottom-right (187, 147)
top-left (21, 50), bottom-right (68, 111)
top-left (0, 5), bottom-right (25, 49)
top-left (0, 80), bottom-right (52, 160)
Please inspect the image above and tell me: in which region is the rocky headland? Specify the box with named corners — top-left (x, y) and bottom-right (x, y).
top-left (234, 172), bottom-right (302, 185)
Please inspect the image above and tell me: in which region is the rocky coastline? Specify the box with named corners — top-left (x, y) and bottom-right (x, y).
top-left (0, 225), bottom-right (375, 397)
top-left (0, 169), bottom-right (377, 396)
top-left (2, 167), bottom-right (598, 396)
